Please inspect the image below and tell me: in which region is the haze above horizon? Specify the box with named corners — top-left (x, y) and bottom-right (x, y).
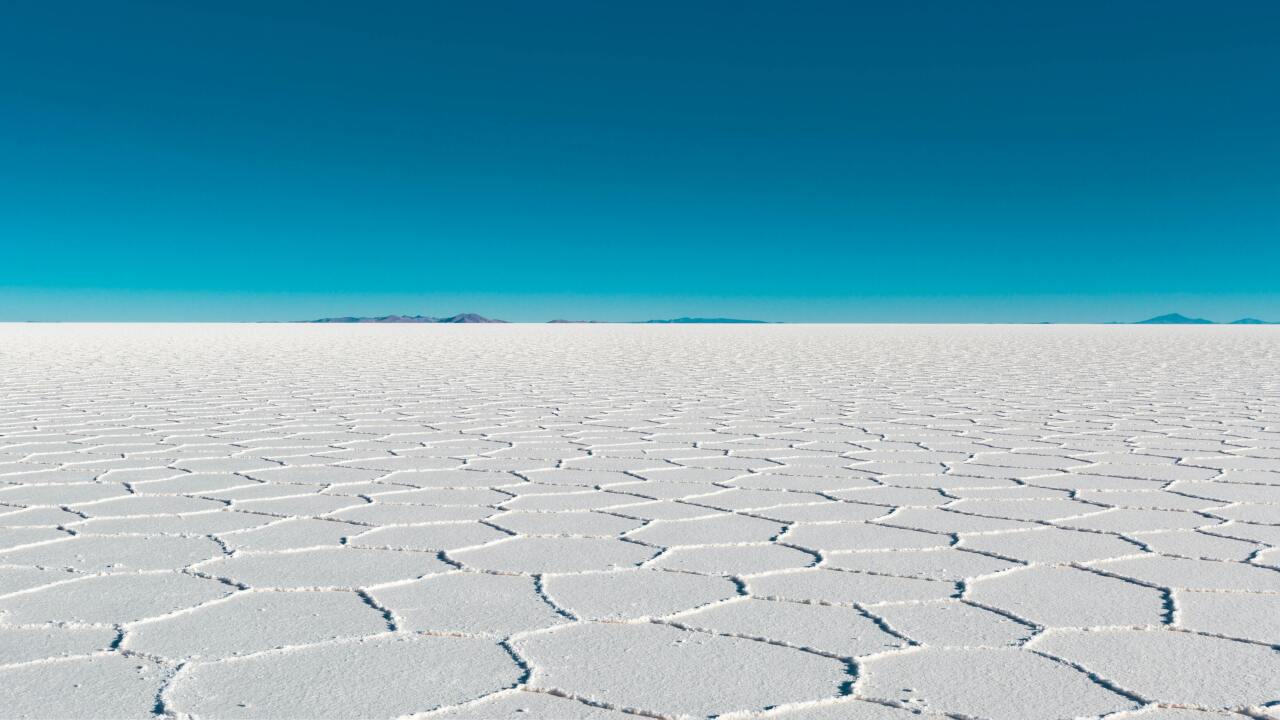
top-left (3, 1), bottom-right (1277, 322)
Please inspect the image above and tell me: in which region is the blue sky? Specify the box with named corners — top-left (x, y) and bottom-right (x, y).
top-left (2, 1), bottom-right (1277, 322)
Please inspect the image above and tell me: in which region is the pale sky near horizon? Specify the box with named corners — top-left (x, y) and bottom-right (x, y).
top-left (2, 1), bottom-right (1277, 322)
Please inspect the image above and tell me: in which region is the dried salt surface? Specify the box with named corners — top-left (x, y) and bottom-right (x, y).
top-left (857, 646), bottom-right (1140, 719)
top-left (515, 622), bottom-right (851, 716)
top-left (420, 689), bottom-right (635, 718)
top-left (164, 634), bottom-right (521, 718)
top-left (123, 590), bottom-right (390, 659)
top-left (1031, 629), bottom-right (1279, 709)
top-left (1, 323), bottom-right (1279, 719)
top-left (0, 654), bottom-right (169, 719)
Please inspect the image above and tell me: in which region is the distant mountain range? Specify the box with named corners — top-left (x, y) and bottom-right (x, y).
top-left (641, 317), bottom-right (768, 324)
top-left (307, 313), bottom-right (505, 323)
top-left (305, 314), bottom-right (769, 324)
top-left (298, 312), bottom-right (1272, 325)
top-left (550, 317), bottom-right (769, 324)
top-left (1135, 313), bottom-right (1274, 325)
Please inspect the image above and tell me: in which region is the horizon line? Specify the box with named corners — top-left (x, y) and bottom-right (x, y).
top-left (6, 310), bottom-right (1277, 325)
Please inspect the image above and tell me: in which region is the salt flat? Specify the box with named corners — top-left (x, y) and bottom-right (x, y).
top-left (1, 323), bottom-right (1277, 719)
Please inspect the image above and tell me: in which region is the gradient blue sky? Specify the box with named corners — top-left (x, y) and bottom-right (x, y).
top-left (2, 1), bottom-right (1277, 322)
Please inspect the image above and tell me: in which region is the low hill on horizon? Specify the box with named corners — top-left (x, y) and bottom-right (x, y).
top-left (641, 317), bottom-right (769, 324)
top-left (289, 312), bottom-right (1273, 325)
top-left (1136, 313), bottom-right (1214, 324)
top-left (1134, 313), bottom-right (1274, 325)
top-left (306, 313), bottom-right (505, 323)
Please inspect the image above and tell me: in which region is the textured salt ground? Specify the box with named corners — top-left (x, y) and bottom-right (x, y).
top-left (0, 324), bottom-right (1278, 719)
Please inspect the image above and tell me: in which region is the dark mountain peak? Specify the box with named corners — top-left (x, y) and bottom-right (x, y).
top-left (1135, 313), bottom-right (1214, 325)
top-left (1230, 318), bottom-right (1274, 324)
